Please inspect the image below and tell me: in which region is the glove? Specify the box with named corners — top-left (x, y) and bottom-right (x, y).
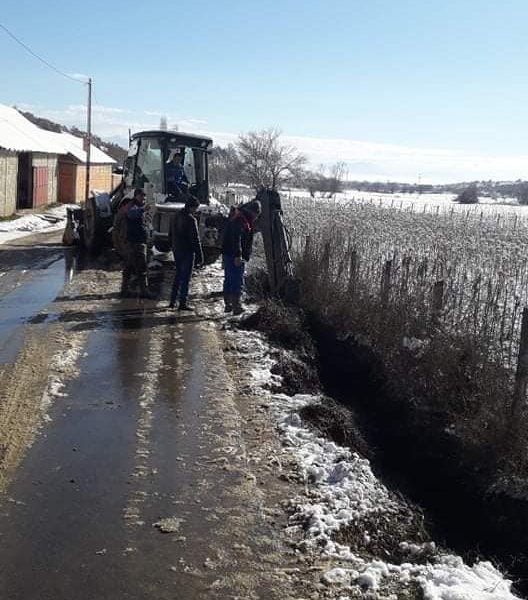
top-left (234, 256), bottom-right (242, 267)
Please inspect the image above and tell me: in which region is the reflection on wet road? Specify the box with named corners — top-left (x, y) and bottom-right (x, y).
top-left (0, 239), bottom-right (293, 599)
top-left (0, 232), bottom-right (76, 363)
top-left (0, 257), bottom-right (66, 363)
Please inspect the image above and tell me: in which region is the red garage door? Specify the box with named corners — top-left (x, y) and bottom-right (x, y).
top-left (32, 167), bottom-right (49, 207)
top-left (59, 163), bottom-right (76, 203)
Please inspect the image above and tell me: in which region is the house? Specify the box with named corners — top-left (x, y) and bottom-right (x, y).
top-left (0, 104), bottom-right (117, 217)
top-left (47, 131), bottom-right (116, 204)
top-left (0, 104), bottom-right (64, 217)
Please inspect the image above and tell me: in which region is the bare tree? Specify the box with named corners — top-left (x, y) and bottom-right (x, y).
top-left (209, 144), bottom-right (242, 188)
top-left (327, 161), bottom-right (348, 197)
top-left (301, 162), bottom-right (347, 198)
top-left (237, 128), bottom-right (306, 190)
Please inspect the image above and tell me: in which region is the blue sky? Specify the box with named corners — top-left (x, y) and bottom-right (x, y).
top-left (2, 0), bottom-right (528, 182)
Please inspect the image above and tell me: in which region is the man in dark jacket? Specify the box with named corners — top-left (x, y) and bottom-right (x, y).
top-left (124, 188), bottom-right (156, 299)
top-left (222, 200), bottom-right (261, 315)
top-left (168, 196), bottom-right (204, 311)
top-left (114, 196), bottom-right (134, 297)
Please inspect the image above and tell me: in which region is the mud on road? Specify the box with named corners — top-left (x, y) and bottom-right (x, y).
top-left (0, 234), bottom-right (328, 600)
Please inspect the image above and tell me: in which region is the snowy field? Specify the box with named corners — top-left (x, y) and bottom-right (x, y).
top-left (280, 188), bottom-right (528, 220)
top-left (217, 185), bottom-right (528, 222)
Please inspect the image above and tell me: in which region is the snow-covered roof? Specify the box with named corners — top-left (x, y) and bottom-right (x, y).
top-left (0, 104), bottom-right (65, 154)
top-left (0, 104), bottom-right (115, 164)
top-left (47, 130), bottom-right (116, 164)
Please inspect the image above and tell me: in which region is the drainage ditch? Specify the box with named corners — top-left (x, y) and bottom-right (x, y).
top-left (308, 314), bottom-right (528, 598)
top-left (239, 300), bottom-right (528, 597)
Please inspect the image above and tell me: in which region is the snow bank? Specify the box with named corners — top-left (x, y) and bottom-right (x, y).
top-left (0, 205), bottom-right (71, 245)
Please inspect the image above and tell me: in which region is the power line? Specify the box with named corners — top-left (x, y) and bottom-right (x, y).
top-left (0, 22), bottom-right (85, 84)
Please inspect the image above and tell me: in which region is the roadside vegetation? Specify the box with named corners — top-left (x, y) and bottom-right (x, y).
top-left (285, 196), bottom-right (528, 475)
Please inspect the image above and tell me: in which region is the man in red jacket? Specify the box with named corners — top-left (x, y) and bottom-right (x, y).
top-left (221, 200), bottom-right (261, 314)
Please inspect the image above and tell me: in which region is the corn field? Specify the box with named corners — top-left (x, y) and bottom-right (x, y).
top-left (283, 196), bottom-right (528, 373)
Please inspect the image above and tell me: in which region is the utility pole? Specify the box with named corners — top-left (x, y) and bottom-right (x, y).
top-left (84, 77), bottom-right (92, 204)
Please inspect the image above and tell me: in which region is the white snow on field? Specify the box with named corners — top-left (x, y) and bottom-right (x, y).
top-left (280, 187), bottom-right (528, 217)
top-left (226, 324), bottom-right (521, 599)
top-left (0, 205), bottom-right (71, 245)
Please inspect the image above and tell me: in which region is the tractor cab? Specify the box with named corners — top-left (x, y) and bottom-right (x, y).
top-left (122, 130), bottom-right (226, 258)
top-left (123, 130), bottom-right (213, 204)
top-left (72, 129), bottom-right (226, 261)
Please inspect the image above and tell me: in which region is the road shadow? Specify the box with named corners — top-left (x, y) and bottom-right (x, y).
top-left (29, 305), bottom-right (224, 332)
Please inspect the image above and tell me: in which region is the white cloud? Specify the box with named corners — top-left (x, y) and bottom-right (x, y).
top-left (12, 103), bottom-right (528, 183)
top-left (67, 73), bottom-right (90, 83)
top-left (282, 134), bottom-right (528, 183)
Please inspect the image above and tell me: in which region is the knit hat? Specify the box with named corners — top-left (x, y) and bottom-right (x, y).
top-left (243, 200), bottom-right (261, 217)
top-left (185, 196), bottom-right (200, 210)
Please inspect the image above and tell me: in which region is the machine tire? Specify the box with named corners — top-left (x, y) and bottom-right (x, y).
top-left (83, 196), bottom-right (104, 254)
top-left (153, 240), bottom-right (171, 253)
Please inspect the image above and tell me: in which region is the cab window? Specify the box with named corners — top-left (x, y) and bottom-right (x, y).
top-left (134, 138), bottom-right (163, 192)
top-left (183, 147), bottom-right (196, 185)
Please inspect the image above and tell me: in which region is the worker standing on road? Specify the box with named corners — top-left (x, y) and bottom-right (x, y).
top-left (114, 196), bottom-right (134, 297)
top-left (222, 200), bottom-right (261, 315)
top-left (168, 196), bottom-right (204, 311)
top-left (125, 188), bottom-right (156, 299)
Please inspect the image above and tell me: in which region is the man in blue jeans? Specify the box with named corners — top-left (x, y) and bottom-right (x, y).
top-left (168, 196), bottom-right (204, 311)
top-left (222, 200), bottom-right (261, 315)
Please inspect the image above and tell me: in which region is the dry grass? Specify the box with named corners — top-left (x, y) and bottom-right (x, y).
top-left (280, 196), bottom-right (528, 487)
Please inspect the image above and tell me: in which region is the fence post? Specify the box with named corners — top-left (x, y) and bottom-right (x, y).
top-left (321, 242), bottom-right (331, 271)
top-left (431, 280), bottom-right (444, 329)
top-left (303, 235), bottom-right (311, 263)
top-left (512, 307), bottom-right (528, 418)
top-left (400, 255), bottom-right (411, 296)
top-left (381, 259), bottom-right (392, 305)
top-left (348, 250), bottom-right (358, 296)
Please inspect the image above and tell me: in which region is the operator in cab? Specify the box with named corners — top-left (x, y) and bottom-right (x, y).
top-left (166, 149), bottom-right (189, 198)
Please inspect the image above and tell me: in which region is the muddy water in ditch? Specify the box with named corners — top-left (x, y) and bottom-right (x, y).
top-left (0, 309), bottom-right (244, 600)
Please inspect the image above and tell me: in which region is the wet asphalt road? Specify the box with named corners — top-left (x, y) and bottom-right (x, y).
top-left (0, 234), bottom-right (298, 600)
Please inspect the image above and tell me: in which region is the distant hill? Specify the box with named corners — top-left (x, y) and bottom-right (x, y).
top-left (343, 178), bottom-right (528, 199)
top-left (19, 110), bottom-right (128, 166)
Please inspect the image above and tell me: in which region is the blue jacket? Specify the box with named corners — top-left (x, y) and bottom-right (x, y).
top-left (166, 163), bottom-right (188, 189)
top-left (127, 204), bottom-right (148, 244)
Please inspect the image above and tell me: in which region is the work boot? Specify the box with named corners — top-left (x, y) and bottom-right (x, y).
top-left (178, 302), bottom-right (194, 312)
top-left (139, 276), bottom-right (156, 299)
top-left (224, 293), bottom-right (233, 313)
top-left (120, 273), bottom-right (134, 298)
top-left (232, 296), bottom-right (244, 316)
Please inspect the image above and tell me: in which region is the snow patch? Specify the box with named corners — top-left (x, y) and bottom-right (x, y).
top-left (39, 333), bottom-right (85, 419)
top-left (0, 205), bottom-right (71, 245)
